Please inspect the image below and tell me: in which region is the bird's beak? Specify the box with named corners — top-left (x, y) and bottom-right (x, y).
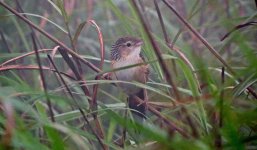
top-left (135, 39), bottom-right (143, 47)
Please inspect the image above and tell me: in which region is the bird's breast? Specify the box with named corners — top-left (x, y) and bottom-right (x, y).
top-left (112, 58), bottom-right (140, 81)
top-left (112, 57), bottom-right (145, 95)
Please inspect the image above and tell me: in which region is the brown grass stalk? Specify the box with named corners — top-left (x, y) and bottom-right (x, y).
top-left (88, 20), bottom-right (107, 148)
top-left (58, 48), bottom-right (108, 149)
top-left (15, 0), bottom-right (43, 49)
top-left (0, 65), bottom-right (76, 80)
top-left (47, 55), bottom-right (106, 149)
top-left (0, 1), bottom-right (101, 73)
top-left (1, 49), bottom-right (53, 66)
top-left (154, 0), bottom-right (202, 137)
top-left (132, 95), bottom-right (190, 138)
top-left (161, 0), bottom-right (257, 99)
top-left (221, 21), bottom-right (257, 41)
top-left (31, 34), bottom-right (55, 122)
top-left (130, 0), bottom-right (181, 101)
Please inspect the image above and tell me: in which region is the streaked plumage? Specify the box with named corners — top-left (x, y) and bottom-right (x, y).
top-left (111, 37), bottom-right (148, 120)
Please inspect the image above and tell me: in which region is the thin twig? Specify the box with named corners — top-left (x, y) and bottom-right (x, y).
top-left (154, 0), bottom-right (170, 44)
top-left (1, 49), bottom-right (52, 66)
top-left (154, 0), bottom-right (179, 77)
top-left (48, 56), bottom-right (75, 101)
top-left (0, 1), bottom-right (101, 73)
top-left (88, 20), bottom-right (106, 148)
top-left (162, 0), bottom-right (232, 73)
top-left (0, 65), bottom-right (76, 80)
top-left (47, 55), bottom-right (106, 149)
top-left (58, 48), bottom-right (108, 149)
top-left (154, 0), bottom-right (201, 91)
top-left (61, 0), bottom-right (83, 75)
top-left (31, 34), bottom-right (55, 122)
top-left (15, 0), bottom-right (43, 49)
top-left (162, 0), bottom-right (257, 99)
top-left (216, 67), bottom-right (225, 148)
top-left (91, 20), bottom-right (105, 109)
top-left (132, 95), bottom-right (190, 138)
top-left (131, 0), bottom-right (181, 101)
top-left (58, 47), bottom-right (91, 98)
top-left (153, 0), bottom-right (200, 137)
top-left (220, 21), bottom-right (257, 41)
top-left (171, 0), bottom-right (201, 47)
top-left (137, 0), bottom-right (152, 32)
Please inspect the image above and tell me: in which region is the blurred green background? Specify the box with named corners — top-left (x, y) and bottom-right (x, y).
top-left (0, 0), bottom-right (257, 149)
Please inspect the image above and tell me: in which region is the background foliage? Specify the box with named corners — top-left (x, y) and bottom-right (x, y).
top-left (0, 0), bottom-right (257, 149)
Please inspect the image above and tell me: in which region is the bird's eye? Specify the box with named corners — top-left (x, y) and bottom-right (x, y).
top-left (126, 42), bottom-right (131, 47)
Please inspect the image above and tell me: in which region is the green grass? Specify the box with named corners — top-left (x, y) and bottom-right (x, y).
top-left (0, 0), bottom-right (257, 149)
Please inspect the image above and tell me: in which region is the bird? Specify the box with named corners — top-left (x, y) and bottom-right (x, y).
top-left (110, 36), bottom-right (149, 122)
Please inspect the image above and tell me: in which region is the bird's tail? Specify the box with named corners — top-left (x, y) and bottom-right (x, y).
top-left (128, 89), bottom-right (146, 122)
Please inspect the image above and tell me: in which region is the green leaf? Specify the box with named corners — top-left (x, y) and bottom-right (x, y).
top-left (45, 126), bottom-right (65, 150)
top-left (72, 21), bottom-right (87, 45)
top-left (47, 0), bottom-right (62, 15)
top-left (233, 72), bottom-right (257, 97)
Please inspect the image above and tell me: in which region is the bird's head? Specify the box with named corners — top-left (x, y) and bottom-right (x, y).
top-left (111, 37), bottom-right (143, 61)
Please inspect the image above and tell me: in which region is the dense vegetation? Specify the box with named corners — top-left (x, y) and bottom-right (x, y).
top-left (0, 0), bottom-right (256, 149)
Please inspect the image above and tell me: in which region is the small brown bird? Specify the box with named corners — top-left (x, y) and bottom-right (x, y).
top-left (111, 36), bottom-right (149, 121)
